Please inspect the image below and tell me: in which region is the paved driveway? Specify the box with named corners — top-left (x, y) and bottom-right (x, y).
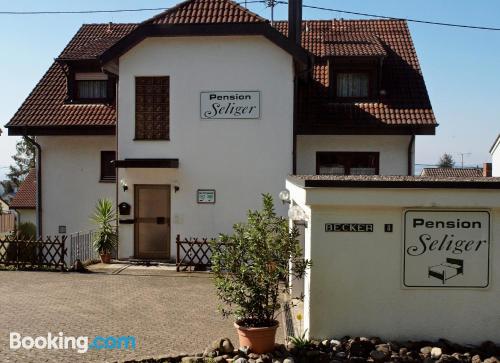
top-left (0, 267), bottom-right (276, 362)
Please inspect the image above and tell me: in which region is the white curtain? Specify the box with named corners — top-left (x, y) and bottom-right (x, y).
top-left (77, 80), bottom-right (107, 99)
top-left (336, 73), bottom-right (369, 98)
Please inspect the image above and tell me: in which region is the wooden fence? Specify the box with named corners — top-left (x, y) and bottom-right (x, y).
top-left (176, 235), bottom-right (218, 272)
top-left (0, 213), bottom-right (15, 234)
top-left (0, 235), bottom-right (66, 271)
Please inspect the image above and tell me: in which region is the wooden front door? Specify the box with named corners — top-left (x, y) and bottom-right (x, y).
top-left (134, 185), bottom-right (170, 260)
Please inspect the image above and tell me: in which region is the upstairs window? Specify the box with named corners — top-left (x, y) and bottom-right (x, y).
top-left (336, 72), bottom-right (370, 98)
top-left (135, 76), bottom-right (170, 140)
top-left (316, 152), bottom-right (379, 176)
top-left (100, 151), bottom-right (116, 182)
top-left (77, 80), bottom-right (107, 99)
top-left (74, 73), bottom-right (109, 101)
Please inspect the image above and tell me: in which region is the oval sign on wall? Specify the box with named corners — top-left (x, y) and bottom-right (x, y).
top-left (200, 91), bottom-right (260, 120)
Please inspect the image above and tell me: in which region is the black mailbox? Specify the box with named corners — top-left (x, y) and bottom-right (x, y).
top-left (118, 202), bottom-right (131, 216)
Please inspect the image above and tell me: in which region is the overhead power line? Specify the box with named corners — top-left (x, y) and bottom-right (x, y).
top-left (279, 1), bottom-right (500, 31)
top-left (0, 1), bottom-right (498, 31)
top-left (0, 1), bottom-right (263, 15)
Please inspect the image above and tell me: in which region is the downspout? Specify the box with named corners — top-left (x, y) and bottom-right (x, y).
top-left (407, 135), bottom-right (415, 176)
top-left (24, 135), bottom-right (42, 237)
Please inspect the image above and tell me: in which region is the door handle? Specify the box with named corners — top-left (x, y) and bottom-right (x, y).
top-left (156, 217), bottom-right (166, 225)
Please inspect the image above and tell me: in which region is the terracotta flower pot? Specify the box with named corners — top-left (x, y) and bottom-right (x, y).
top-left (234, 320), bottom-right (279, 354)
top-left (100, 252), bottom-right (111, 264)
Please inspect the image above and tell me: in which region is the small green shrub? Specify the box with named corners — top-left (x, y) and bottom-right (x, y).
top-left (211, 193), bottom-right (311, 328)
top-left (17, 222), bottom-right (36, 240)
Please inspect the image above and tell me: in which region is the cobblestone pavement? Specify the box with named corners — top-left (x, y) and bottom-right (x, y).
top-left (0, 268), bottom-right (283, 362)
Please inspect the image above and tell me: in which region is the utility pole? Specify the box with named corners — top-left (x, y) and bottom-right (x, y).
top-left (266, 0), bottom-right (277, 25)
top-left (456, 152), bottom-right (472, 168)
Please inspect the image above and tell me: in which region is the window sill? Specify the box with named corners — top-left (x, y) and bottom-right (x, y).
top-left (133, 138), bottom-right (170, 141)
top-left (99, 179), bottom-right (116, 184)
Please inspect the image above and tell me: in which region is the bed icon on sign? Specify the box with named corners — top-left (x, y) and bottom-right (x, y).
top-left (428, 258), bottom-right (464, 284)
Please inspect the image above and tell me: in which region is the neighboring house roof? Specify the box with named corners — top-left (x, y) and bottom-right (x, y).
top-left (420, 168), bottom-right (484, 178)
top-left (5, 0), bottom-right (436, 135)
top-left (9, 169), bottom-right (36, 209)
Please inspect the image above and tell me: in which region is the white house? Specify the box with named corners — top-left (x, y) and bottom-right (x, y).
top-left (491, 134), bottom-right (500, 176)
top-left (5, 0), bottom-right (437, 260)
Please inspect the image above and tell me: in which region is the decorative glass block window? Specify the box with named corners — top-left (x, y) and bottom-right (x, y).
top-left (316, 152), bottom-right (379, 176)
top-left (135, 76), bottom-right (170, 140)
top-left (100, 151), bottom-right (116, 182)
top-left (336, 72), bottom-right (370, 98)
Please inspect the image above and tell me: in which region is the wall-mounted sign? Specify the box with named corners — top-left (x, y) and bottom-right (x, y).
top-left (325, 223), bottom-right (374, 232)
top-left (403, 210), bottom-right (490, 288)
top-left (200, 91), bottom-right (260, 119)
top-left (197, 189), bottom-right (216, 204)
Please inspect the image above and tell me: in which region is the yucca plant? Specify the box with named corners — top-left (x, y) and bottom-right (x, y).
top-left (90, 199), bottom-right (117, 262)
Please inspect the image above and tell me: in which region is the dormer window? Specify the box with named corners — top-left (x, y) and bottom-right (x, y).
top-left (75, 73), bottom-right (108, 99)
top-left (336, 72), bottom-right (370, 98)
top-left (72, 72), bottom-right (113, 103)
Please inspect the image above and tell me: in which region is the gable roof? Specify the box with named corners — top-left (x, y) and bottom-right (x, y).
top-left (490, 134), bottom-right (500, 154)
top-left (144, 0), bottom-right (266, 25)
top-left (99, 0), bottom-right (309, 65)
top-left (58, 23), bottom-right (137, 61)
top-left (10, 169), bottom-right (36, 209)
top-left (5, 2), bottom-right (436, 135)
top-left (420, 167), bottom-right (483, 178)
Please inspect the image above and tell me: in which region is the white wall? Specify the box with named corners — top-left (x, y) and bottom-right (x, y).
top-left (116, 36), bottom-right (294, 259)
top-left (38, 136), bottom-right (115, 237)
top-left (297, 135), bottom-right (412, 175)
top-left (287, 179), bottom-right (500, 344)
top-left (17, 209), bottom-right (36, 226)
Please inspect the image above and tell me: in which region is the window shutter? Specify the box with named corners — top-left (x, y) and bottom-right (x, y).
top-left (100, 151), bottom-right (116, 182)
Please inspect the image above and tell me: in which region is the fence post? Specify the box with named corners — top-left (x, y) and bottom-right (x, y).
top-left (176, 234), bottom-right (180, 272)
top-left (61, 236), bottom-right (66, 272)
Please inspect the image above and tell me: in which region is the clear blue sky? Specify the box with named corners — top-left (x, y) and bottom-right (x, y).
top-left (0, 0), bottom-right (499, 179)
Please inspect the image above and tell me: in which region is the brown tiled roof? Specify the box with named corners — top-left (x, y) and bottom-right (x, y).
top-left (6, 6), bottom-right (436, 132)
top-left (144, 0), bottom-right (266, 25)
top-left (322, 33), bottom-right (387, 57)
top-left (274, 20), bottom-right (436, 128)
top-left (10, 169), bottom-right (36, 209)
top-left (58, 23), bottom-right (137, 60)
top-left (6, 62), bottom-right (116, 129)
top-left (420, 168), bottom-right (484, 178)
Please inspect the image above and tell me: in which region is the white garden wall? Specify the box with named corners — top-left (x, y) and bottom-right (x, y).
top-left (287, 178), bottom-right (500, 344)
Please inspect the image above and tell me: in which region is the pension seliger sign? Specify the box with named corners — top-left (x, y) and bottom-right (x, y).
top-left (200, 91), bottom-right (260, 119)
top-left (403, 210), bottom-right (490, 288)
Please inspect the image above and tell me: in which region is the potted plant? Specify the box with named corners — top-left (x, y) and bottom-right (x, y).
top-left (211, 194), bottom-right (310, 354)
top-left (91, 199), bottom-right (118, 264)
